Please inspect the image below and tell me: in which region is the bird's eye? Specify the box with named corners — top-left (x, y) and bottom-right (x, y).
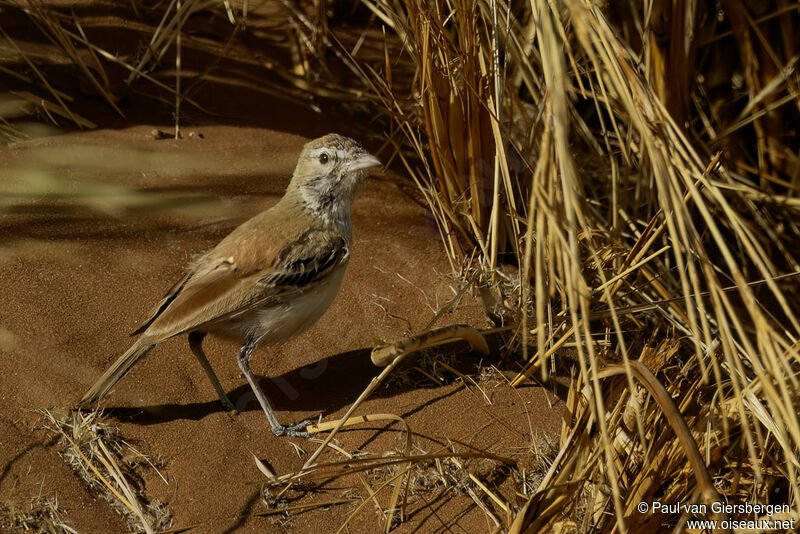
top-left (319, 153), bottom-right (329, 165)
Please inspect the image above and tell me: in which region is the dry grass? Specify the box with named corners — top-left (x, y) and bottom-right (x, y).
top-left (3, 0), bottom-right (800, 531)
top-left (39, 410), bottom-right (171, 534)
top-left (0, 496), bottom-right (77, 534)
top-left (275, 1), bottom-right (800, 531)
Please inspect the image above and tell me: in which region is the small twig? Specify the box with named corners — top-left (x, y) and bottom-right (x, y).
top-left (174, 0), bottom-right (181, 139)
top-left (255, 498), bottom-right (358, 517)
top-left (371, 324), bottom-right (490, 367)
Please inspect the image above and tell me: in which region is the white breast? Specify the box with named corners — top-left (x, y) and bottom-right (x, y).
top-left (239, 264), bottom-right (347, 343)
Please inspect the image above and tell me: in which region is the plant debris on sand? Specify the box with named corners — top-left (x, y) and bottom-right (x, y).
top-left (40, 410), bottom-right (171, 534)
top-left (0, 495), bottom-right (77, 534)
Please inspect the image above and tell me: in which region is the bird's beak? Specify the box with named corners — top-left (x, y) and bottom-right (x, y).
top-left (348, 152), bottom-right (382, 172)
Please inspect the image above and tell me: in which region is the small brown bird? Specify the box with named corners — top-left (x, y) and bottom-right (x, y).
top-left (80, 134), bottom-right (381, 437)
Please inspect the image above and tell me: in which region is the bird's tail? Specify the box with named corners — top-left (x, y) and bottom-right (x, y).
top-left (79, 340), bottom-right (154, 407)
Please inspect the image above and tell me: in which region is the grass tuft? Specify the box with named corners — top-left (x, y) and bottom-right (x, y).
top-left (40, 410), bottom-right (171, 534)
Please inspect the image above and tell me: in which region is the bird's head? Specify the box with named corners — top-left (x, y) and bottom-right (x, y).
top-left (290, 134), bottom-right (381, 227)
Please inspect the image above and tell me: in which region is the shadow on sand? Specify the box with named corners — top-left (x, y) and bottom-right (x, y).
top-left (100, 334), bottom-right (571, 430)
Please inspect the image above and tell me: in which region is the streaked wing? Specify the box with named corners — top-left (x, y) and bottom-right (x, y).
top-left (139, 231), bottom-right (349, 341)
top-left (261, 236), bottom-right (349, 290)
top-left (131, 271), bottom-right (193, 335)
top-left (217, 234), bottom-right (350, 321)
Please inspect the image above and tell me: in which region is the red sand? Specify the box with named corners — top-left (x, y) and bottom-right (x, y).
top-left (0, 125), bottom-right (563, 532)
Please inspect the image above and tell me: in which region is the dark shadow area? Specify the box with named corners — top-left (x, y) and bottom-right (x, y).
top-left (0, 173), bottom-right (409, 251)
top-left (99, 332), bottom-right (568, 429)
top-left (411, 496), bottom-right (476, 534)
top-left (0, 212), bottom-right (235, 243)
top-left (0, 436), bottom-right (58, 487)
top-left (220, 489), bottom-right (262, 534)
top-left (103, 347), bottom-right (385, 424)
top-left (1, 2), bottom-right (390, 148)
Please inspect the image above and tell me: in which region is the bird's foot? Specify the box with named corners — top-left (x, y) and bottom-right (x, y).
top-left (220, 395), bottom-right (237, 413)
top-left (272, 420), bottom-right (313, 438)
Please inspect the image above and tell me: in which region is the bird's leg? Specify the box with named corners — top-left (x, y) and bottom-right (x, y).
top-left (236, 336), bottom-right (311, 438)
top-left (188, 331), bottom-right (236, 412)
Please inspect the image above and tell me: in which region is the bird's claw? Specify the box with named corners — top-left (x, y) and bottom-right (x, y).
top-left (273, 420), bottom-right (313, 438)
top-left (220, 397), bottom-right (237, 413)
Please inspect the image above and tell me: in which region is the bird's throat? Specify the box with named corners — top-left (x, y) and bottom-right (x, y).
top-left (298, 178), bottom-right (354, 235)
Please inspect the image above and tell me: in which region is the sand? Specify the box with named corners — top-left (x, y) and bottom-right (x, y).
top-left (0, 124), bottom-right (564, 532)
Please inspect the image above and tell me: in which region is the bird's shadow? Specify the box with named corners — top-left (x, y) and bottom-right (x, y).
top-left (101, 333), bottom-right (570, 427)
top-left (104, 346), bottom-right (441, 425)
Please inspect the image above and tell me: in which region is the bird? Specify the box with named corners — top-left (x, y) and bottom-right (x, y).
top-left (79, 134), bottom-right (381, 437)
